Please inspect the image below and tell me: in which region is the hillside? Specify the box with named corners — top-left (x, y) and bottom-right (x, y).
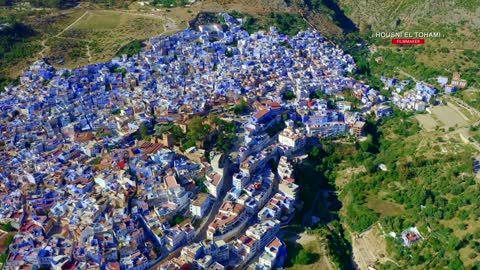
top-left (340, 0), bottom-right (480, 85)
top-left (285, 0), bottom-right (480, 119)
top-left (337, 0), bottom-right (480, 33)
top-left (334, 102), bottom-right (480, 269)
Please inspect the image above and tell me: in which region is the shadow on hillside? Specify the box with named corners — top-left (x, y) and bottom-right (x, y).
top-left (322, 0), bottom-right (358, 34)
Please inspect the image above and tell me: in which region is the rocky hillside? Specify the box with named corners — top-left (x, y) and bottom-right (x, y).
top-left (337, 0), bottom-right (480, 33)
top-left (286, 0), bottom-right (480, 39)
top-left (285, 0), bottom-right (480, 88)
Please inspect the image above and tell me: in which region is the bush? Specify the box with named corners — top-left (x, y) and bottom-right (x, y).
top-left (241, 13), bottom-right (307, 36)
top-left (293, 249), bottom-right (316, 265)
top-left (233, 99), bottom-right (249, 115)
top-left (1, 222), bottom-right (14, 232)
top-left (282, 90), bottom-right (296, 100)
top-left (171, 215), bottom-right (184, 225)
top-left (116, 40), bottom-right (144, 57)
top-left (345, 203), bottom-right (379, 232)
top-left (2, 234), bottom-right (14, 248)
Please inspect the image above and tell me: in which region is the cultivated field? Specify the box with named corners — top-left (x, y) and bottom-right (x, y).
top-left (351, 224), bottom-right (392, 270)
top-left (431, 105), bottom-right (469, 128)
top-left (415, 113), bottom-right (438, 131)
top-left (416, 101), bottom-right (475, 132)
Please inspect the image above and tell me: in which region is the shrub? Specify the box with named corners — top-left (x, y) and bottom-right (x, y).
top-left (293, 249), bottom-right (315, 265)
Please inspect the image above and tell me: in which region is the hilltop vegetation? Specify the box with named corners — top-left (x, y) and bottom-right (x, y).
top-left (151, 0), bottom-right (189, 7)
top-left (287, 0), bottom-right (480, 94)
top-left (336, 0), bottom-right (480, 32)
top-left (0, 16), bottom-right (39, 90)
top-left (237, 12), bottom-right (307, 36)
top-left (333, 110), bottom-right (479, 269)
top-left (0, 3), bottom-right (170, 85)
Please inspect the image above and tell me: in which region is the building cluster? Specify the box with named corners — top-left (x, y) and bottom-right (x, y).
top-left (437, 72), bottom-right (468, 94)
top-left (0, 12), bottom-right (387, 270)
top-left (381, 77), bottom-right (438, 112)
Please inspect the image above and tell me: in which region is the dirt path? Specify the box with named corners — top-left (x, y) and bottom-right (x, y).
top-left (36, 8), bottom-right (180, 64)
top-left (56, 11), bottom-right (89, 37)
top-left (38, 11), bottom-right (89, 59)
top-left (445, 95), bottom-right (480, 120)
top-left (86, 44), bottom-right (92, 63)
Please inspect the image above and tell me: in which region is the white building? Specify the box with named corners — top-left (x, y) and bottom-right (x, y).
top-left (415, 101), bottom-right (426, 112)
top-left (278, 127), bottom-right (305, 152)
top-left (190, 193), bottom-right (212, 217)
top-left (306, 122), bottom-right (346, 138)
top-left (204, 171), bottom-right (224, 198)
top-left (233, 171), bottom-right (250, 189)
top-left (258, 237), bottom-right (285, 269)
top-left (279, 180), bottom-right (299, 200)
top-left (277, 156), bottom-right (294, 180)
top-left (245, 219), bottom-right (280, 251)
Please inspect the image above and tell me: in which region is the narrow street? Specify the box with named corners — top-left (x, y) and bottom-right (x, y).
top-left (152, 157), bottom-right (236, 269)
top-left (193, 157), bottom-right (235, 242)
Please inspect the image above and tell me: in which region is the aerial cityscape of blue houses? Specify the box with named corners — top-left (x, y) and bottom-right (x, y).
top-left (0, 12), bottom-right (442, 270)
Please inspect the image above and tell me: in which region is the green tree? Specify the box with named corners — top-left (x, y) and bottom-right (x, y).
top-left (138, 122), bottom-right (149, 140)
top-left (1, 222), bottom-right (14, 232)
top-left (2, 234), bottom-right (14, 248)
top-left (233, 99), bottom-right (249, 115)
top-left (116, 40), bottom-right (144, 57)
top-left (187, 116), bottom-right (209, 141)
top-left (282, 90), bottom-right (296, 100)
top-left (293, 249), bottom-right (315, 265)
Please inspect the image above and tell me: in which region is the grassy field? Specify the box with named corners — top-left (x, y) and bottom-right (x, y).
top-left (0, 8), bottom-right (90, 82)
top-left (455, 89), bottom-right (480, 112)
top-left (366, 193), bottom-right (404, 217)
top-left (284, 234), bottom-right (333, 270)
top-left (46, 10), bottom-right (167, 67)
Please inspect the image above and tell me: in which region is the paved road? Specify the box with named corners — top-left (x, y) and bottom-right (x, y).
top-left (151, 157), bottom-right (236, 269)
